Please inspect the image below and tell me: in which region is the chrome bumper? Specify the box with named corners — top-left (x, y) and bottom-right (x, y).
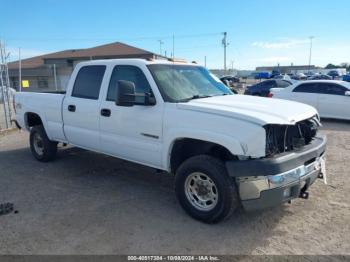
top-left (237, 155), bottom-right (325, 201)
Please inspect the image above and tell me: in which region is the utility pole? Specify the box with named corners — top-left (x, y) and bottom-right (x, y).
top-left (19, 47), bottom-right (22, 92)
top-left (222, 32), bottom-right (229, 73)
top-left (308, 36), bottom-right (314, 74)
top-left (204, 56), bottom-right (207, 67)
top-left (53, 64), bottom-right (58, 91)
top-left (158, 40), bottom-right (164, 56)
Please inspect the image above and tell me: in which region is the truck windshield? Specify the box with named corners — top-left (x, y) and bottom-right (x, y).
top-left (148, 64), bottom-right (233, 102)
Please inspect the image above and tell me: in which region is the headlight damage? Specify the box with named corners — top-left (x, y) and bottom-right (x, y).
top-left (264, 115), bottom-right (321, 156)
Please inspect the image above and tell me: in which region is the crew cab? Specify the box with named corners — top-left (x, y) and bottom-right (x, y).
top-left (15, 59), bottom-right (327, 223)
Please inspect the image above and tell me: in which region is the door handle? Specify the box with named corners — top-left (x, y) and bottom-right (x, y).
top-left (68, 105), bottom-right (76, 112)
top-left (100, 108), bottom-right (111, 117)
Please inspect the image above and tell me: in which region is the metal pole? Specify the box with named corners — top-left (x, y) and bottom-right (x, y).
top-left (0, 41), bottom-right (9, 129)
top-left (5, 48), bottom-right (13, 120)
top-left (308, 36), bottom-right (314, 74)
top-left (158, 40), bottom-right (164, 56)
top-left (204, 56), bottom-right (207, 67)
top-left (19, 47), bottom-right (22, 92)
top-left (172, 35), bottom-right (175, 59)
top-left (53, 64), bottom-right (58, 91)
top-left (222, 32), bottom-right (228, 73)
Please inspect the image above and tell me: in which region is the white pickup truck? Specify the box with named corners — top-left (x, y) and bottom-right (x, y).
top-left (15, 59), bottom-right (327, 223)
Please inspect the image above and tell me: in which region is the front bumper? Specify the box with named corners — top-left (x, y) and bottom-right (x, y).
top-left (225, 135), bottom-right (327, 211)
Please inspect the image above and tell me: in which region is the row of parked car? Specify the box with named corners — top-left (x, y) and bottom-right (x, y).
top-left (243, 78), bottom-right (350, 120)
top-left (254, 69), bottom-right (349, 81)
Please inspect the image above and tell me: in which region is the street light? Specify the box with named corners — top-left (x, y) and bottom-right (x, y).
top-left (308, 36), bottom-right (314, 73)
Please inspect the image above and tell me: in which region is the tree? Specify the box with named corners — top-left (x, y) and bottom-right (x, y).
top-left (325, 63), bottom-right (337, 69)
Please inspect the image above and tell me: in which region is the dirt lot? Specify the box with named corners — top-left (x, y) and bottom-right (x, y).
top-left (0, 120), bottom-right (349, 255)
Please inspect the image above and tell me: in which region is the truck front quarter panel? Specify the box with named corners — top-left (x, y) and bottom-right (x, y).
top-left (162, 104), bottom-right (267, 170)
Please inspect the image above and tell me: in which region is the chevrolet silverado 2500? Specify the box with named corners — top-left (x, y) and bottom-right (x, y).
top-left (15, 59), bottom-right (327, 223)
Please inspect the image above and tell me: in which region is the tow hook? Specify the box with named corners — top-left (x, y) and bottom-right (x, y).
top-left (299, 191), bottom-right (309, 199)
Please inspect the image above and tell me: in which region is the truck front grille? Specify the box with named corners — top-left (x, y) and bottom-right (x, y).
top-left (264, 116), bottom-right (320, 156)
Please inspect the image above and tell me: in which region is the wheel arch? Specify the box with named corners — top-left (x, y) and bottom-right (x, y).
top-left (166, 135), bottom-right (243, 174)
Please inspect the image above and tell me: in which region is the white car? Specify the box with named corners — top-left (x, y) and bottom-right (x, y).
top-left (271, 80), bottom-right (350, 120)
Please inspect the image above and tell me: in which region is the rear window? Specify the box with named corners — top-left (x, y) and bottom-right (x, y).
top-left (277, 80), bottom-right (291, 88)
top-left (72, 65), bottom-right (106, 99)
top-left (319, 83), bottom-right (347, 96)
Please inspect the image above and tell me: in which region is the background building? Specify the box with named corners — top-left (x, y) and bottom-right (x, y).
top-left (255, 65), bottom-right (318, 74)
top-left (8, 42), bottom-right (167, 92)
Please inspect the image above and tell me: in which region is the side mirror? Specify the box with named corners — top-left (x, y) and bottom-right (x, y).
top-left (345, 91), bottom-right (350, 96)
top-left (116, 80), bottom-right (135, 107)
top-left (145, 93), bottom-right (156, 105)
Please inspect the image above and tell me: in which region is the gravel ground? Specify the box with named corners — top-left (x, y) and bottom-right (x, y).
top-left (0, 120), bottom-right (349, 255)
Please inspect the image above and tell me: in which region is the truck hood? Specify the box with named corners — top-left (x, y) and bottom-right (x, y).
top-left (177, 95), bottom-right (317, 125)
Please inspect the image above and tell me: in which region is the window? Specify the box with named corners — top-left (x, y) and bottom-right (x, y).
top-left (107, 65), bottom-right (153, 104)
top-left (277, 80), bottom-right (291, 88)
top-left (147, 64), bottom-right (232, 102)
top-left (38, 77), bottom-right (49, 89)
top-left (293, 83), bottom-right (318, 93)
top-left (318, 83), bottom-right (346, 96)
top-left (72, 65), bottom-right (106, 99)
top-left (261, 80), bottom-right (276, 88)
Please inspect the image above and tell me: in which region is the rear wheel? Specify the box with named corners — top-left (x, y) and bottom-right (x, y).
top-left (30, 125), bottom-right (57, 162)
top-left (175, 155), bottom-right (239, 223)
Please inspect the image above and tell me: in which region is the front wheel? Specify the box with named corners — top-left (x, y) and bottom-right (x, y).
top-left (175, 155), bottom-right (239, 223)
top-left (30, 125), bottom-right (57, 162)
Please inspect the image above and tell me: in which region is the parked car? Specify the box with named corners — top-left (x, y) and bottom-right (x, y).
top-left (220, 75), bottom-right (240, 84)
top-left (270, 69), bottom-right (281, 79)
top-left (254, 72), bottom-right (270, 79)
top-left (274, 74), bottom-right (292, 81)
top-left (15, 59), bottom-right (327, 223)
top-left (342, 73), bottom-right (350, 82)
top-left (244, 79), bottom-right (292, 97)
top-left (212, 74), bottom-right (237, 94)
top-left (328, 70), bottom-right (340, 79)
top-left (271, 80), bottom-right (350, 120)
top-left (308, 74), bottom-right (332, 80)
top-left (292, 72), bottom-right (307, 80)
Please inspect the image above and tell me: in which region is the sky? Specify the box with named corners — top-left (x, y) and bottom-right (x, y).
top-left (1, 0), bottom-right (349, 70)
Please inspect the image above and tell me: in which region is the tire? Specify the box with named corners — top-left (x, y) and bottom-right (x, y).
top-left (175, 155), bottom-right (239, 223)
top-left (30, 125), bottom-right (57, 162)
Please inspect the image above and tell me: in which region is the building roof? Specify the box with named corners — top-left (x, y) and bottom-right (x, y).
top-left (8, 42), bottom-right (161, 70)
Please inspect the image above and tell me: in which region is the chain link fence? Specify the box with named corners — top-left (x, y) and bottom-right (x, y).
top-left (0, 87), bottom-right (15, 131)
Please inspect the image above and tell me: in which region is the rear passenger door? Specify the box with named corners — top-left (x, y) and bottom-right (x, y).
top-left (317, 83), bottom-right (349, 119)
top-left (291, 83), bottom-right (319, 109)
top-left (63, 65), bottom-right (106, 150)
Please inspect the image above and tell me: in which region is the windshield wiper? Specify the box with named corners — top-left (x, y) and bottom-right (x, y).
top-left (178, 95), bottom-right (213, 102)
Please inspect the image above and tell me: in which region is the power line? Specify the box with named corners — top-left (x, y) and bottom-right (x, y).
top-left (5, 32), bottom-right (223, 43)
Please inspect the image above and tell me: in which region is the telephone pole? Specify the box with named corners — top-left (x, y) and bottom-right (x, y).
top-left (158, 40), bottom-right (164, 56)
top-left (222, 32), bottom-right (229, 73)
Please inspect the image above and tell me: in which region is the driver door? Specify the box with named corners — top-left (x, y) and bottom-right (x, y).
top-left (99, 65), bottom-right (163, 167)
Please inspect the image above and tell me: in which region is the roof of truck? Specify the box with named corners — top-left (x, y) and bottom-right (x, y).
top-left (76, 58), bottom-right (198, 67)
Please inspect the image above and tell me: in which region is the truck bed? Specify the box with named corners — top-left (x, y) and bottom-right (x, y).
top-left (15, 92), bottom-right (66, 142)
